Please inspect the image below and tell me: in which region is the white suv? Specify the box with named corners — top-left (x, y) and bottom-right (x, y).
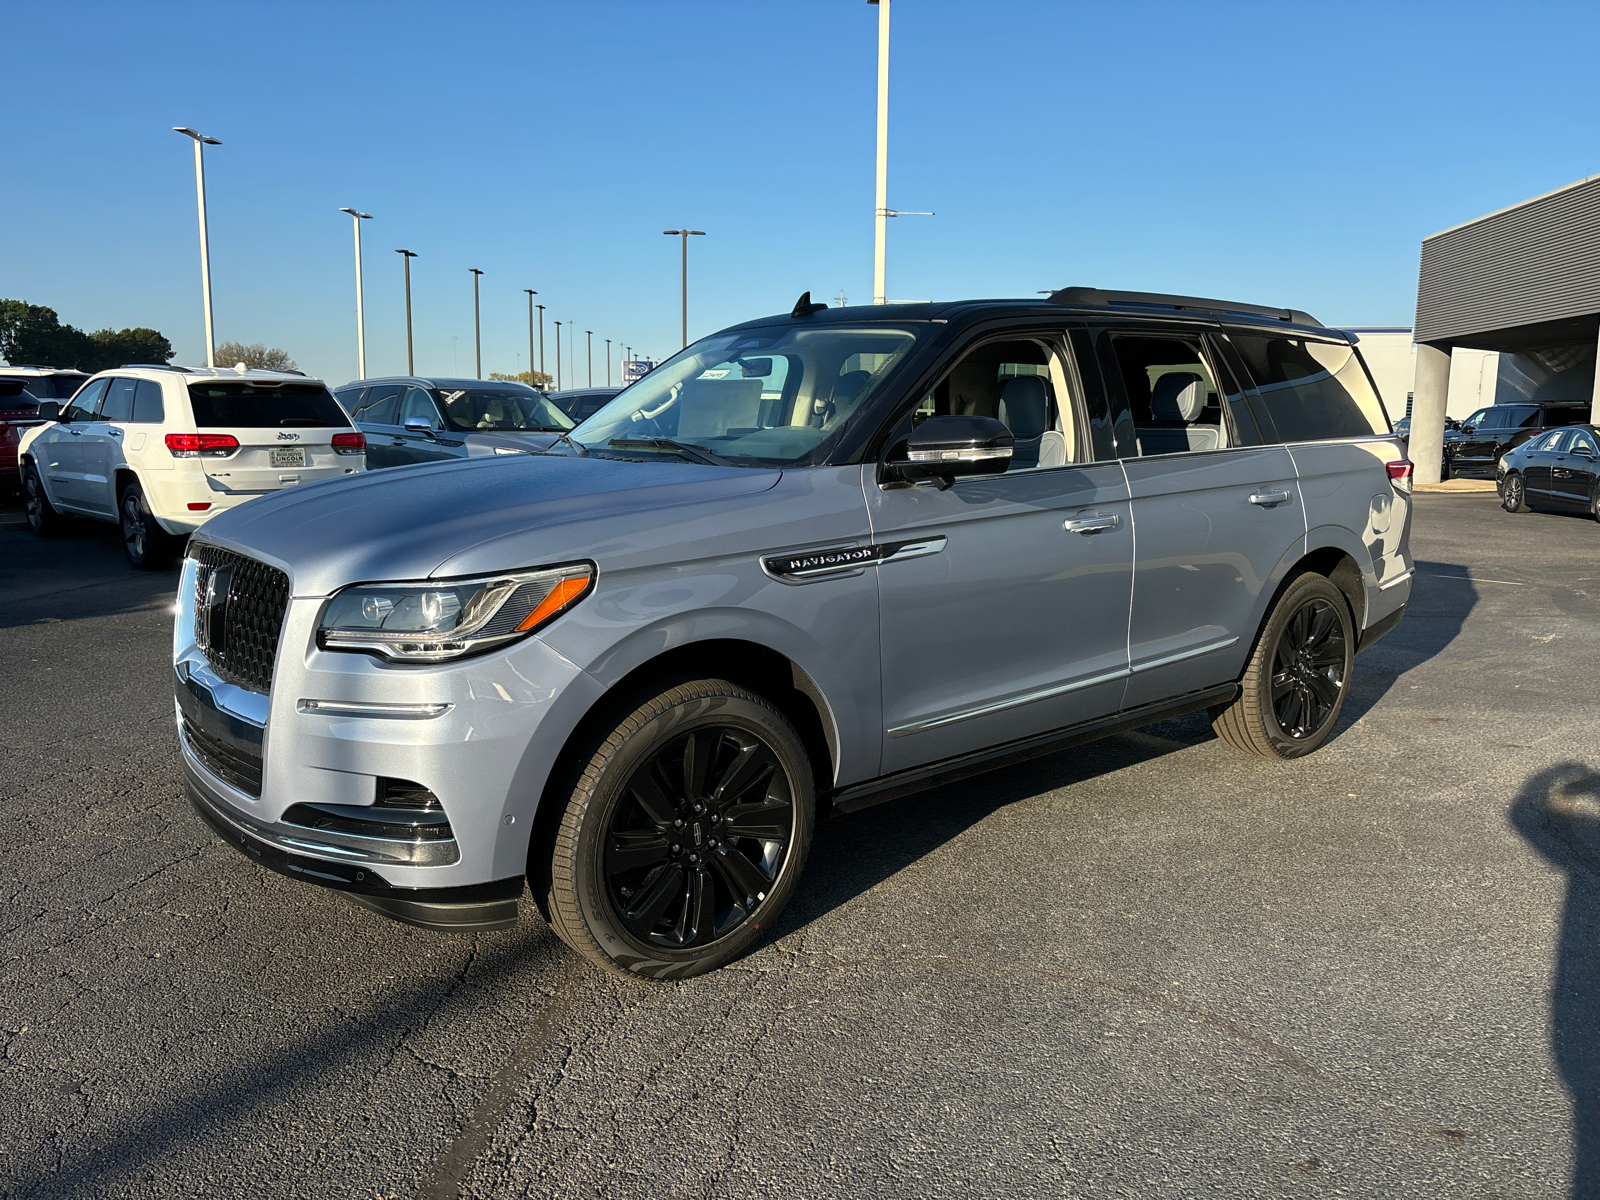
top-left (19, 365), bottom-right (367, 568)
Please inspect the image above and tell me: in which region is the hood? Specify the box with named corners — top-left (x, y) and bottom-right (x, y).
top-left (196, 453), bottom-right (781, 596)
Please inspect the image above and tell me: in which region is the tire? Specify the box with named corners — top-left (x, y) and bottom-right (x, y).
top-left (1210, 573), bottom-right (1355, 760)
top-left (1501, 471), bottom-right (1530, 513)
top-left (543, 678), bottom-right (815, 981)
top-left (118, 478), bottom-right (182, 570)
top-left (22, 461), bottom-right (67, 537)
top-left (1591, 486), bottom-right (1600, 523)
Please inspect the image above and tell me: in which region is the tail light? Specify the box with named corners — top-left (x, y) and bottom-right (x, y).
top-left (166, 433), bottom-right (239, 457)
top-left (331, 431), bottom-right (366, 455)
top-left (1386, 459), bottom-right (1414, 489)
top-left (187, 502), bottom-right (212, 511)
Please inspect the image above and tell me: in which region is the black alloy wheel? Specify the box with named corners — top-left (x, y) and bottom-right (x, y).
top-left (604, 726), bottom-right (793, 950)
top-left (1270, 598), bottom-right (1348, 741)
top-left (1502, 472), bottom-right (1529, 513)
top-left (23, 463), bottom-right (65, 536)
top-left (121, 487), bottom-right (148, 562)
top-left (118, 479), bottom-right (181, 569)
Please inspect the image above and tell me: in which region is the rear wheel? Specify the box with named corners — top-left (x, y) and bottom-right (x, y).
top-left (22, 462), bottom-right (67, 536)
top-left (119, 479), bottom-right (182, 570)
top-left (1501, 471), bottom-right (1530, 513)
top-left (1211, 573), bottom-right (1354, 760)
top-left (544, 678), bottom-right (815, 980)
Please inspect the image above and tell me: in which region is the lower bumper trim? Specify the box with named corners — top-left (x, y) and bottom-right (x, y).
top-left (1358, 603), bottom-right (1406, 655)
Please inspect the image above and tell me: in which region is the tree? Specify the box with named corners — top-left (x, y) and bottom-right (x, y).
top-left (0, 299), bottom-right (174, 372)
top-left (488, 369), bottom-right (553, 389)
top-left (214, 341), bottom-right (297, 372)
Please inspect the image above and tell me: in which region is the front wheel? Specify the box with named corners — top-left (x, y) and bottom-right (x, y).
top-left (1501, 471), bottom-right (1530, 513)
top-left (1211, 573), bottom-right (1355, 760)
top-left (543, 678), bottom-right (815, 980)
top-left (119, 479), bottom-right (183, 569)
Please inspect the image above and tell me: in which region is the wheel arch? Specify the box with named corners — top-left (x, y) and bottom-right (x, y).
top-left (1240, 535), bottom-right (1370, 677)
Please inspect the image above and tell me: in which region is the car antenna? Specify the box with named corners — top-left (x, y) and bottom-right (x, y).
top-left (790, 291), bottom-right (828, 318)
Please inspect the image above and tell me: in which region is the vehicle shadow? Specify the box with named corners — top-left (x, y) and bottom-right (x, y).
top-left (1508, 764), bottom-right (1600, 1200)
top-left (1336, 558), bottom-right (1478, 728)
top-left (0, 523), bottom-right (180, 630)
top-left (787, 720), bottom-right (1207, 934)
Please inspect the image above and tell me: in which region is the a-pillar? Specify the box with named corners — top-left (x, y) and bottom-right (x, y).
top-left (1410, 342), bottom-right (1452, 484)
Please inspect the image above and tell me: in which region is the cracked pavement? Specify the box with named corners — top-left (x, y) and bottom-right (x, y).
top-left (2, 493), bottom-right (1597, 1198)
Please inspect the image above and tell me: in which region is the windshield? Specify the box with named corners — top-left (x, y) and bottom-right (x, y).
top-left (434, 386), bottom-right (574, 433)
top-left (569, 324), bottom-right (920, 465)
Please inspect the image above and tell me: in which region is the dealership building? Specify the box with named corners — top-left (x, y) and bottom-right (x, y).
top-left (1408, 172), bottom-right (1600, 482)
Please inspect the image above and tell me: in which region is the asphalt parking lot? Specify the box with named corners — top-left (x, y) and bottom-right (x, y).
top-left (3, 491), bottom-right (1598, 1199)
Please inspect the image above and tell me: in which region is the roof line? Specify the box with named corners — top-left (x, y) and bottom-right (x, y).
top-left (1422, 171), bottom-right (1600, 242)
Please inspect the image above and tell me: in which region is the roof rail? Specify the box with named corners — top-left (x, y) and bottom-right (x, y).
top-left (121, 362), bottom-right (191, 371)
top-left (1048, 287), bottom-right (1322, 328)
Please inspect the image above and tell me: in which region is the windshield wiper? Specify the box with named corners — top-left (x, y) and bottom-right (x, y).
top-left (608, 437), bottom-right (734, 467)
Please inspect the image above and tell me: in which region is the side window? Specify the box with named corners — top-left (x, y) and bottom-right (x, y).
top-left (131, 379), bottom-right (166, 424)
top-left (400, 386), bottom-right (442, 428)
top-left (352, 384), bottom-right (402, 426)
top-left (1481, 408), bottom-right (1509, 430)
top-left (99, 377), bottom-right (138, 422)
top-left (1106, 334), bottom-right (1227, 457)
top-left (907, 337), bottom-right (1078, 472)
top-left (1514, 407), bottom-right (1543, 430)
top-left (1462, 407), bottom-right (1491, 431)
top-left (1572, 429), bottom-right (1598, 456)
top-left (1230, 334), bottom-right (1388, 442)
top-left (63, 378), bottom-right (108, 422)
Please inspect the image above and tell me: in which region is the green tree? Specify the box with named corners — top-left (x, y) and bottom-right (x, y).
top-left (0, 299), bottom-right (174, 372)
top-left (86, 327), bottom-right (174, 371)
top-left (488, 369), bottom-right (553, 388)
top-left (214, 341), bottom-right (296, 371)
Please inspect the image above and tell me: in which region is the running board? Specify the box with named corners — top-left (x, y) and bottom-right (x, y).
top-left (829, 683), bottom-right (1239, 816)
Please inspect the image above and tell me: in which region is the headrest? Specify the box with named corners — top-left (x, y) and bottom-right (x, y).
top-left (998, 375), bottom-right (1050, 438)
top-left (1149, 372), bottom-right (1205, 422)
top-left (831, 370), bottom-right (871, 403)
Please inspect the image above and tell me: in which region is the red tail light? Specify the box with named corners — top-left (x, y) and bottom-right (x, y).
top-left (331, 431), bottom-right (366, 454)
top-left (165, 433), bottom-right (239, 457)
top-left (187, 502), bottom-right (212, 511)
top-left (1386, 459), bottom-right (1414, 486)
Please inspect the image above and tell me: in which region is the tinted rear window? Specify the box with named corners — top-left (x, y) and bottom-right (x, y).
top-left (1229, 334), bottom-right (1390, 442)
top-left (0, 374), bottom-right (88, 400)
top-left (187, 382), bottom-right (351, 429)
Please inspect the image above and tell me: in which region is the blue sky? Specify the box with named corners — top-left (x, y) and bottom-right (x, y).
top-left (4, 0), bottom-right (1598, 387)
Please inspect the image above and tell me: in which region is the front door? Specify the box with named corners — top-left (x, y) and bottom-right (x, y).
top-left (44, 377), bottom-right (110, 509)
top-left (394, 386), bottom-right (462, 464)
top-left (77, 376), bottom-right (139, 516)
top-left (1088, 324), bottom-right (1306, 710)
top-left (1552, 427), bottom-right (1599, 508)
top-left (869, 331), bottom-right (1134, 775)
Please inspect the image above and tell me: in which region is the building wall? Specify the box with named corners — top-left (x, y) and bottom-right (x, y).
top-left (1352, 329), bottom-right (1490, 420)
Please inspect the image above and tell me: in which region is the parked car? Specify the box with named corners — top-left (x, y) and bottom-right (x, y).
top-left (547, 386), bottom-right (624, 423)
top-left (0, 366), bottom-right (92, 402)
top-left (1, 379), bottom-right (46, 489)
top-left (174, 287), bottom-right (1413, 980)
top-left (1450, 401), bottom-right (1589, 474)
top-left (1497, 424), bottom-right (1600, 518)
top-left (332, 377), bottom-right (573, 469)
top-left (20, 365), bottom-right (365, 568)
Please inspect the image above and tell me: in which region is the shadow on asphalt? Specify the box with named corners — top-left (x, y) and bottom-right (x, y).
top-left (0, 522), bottom-right (181, 630)
top-left (1510, 765), bottom-right (1600, 1200)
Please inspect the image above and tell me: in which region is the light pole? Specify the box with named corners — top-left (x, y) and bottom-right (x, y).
top-left (339, 208), bottom-right (373, 379)
top-left (173, 127), bottom-right (222, 367)
top-left (662, 229), bottom-right (705, 347)
top-left (586, 330), bottom-right (593, 386)
top-left (568, 318), bottom-right (576, 390)
top-left (523, 289), bottom-right (538, 386)
top-left (469, 268), bottom-right (484, 378)
top-left (554, 322), bottom-right (562, 389)
top-left (536, 304), bottom-right (546, 379)
top-left (869, 0), bottom-right (890, 304)
top-left (396, 250), bottom-right (417, 375)
top-left (605, 339), bottom-right (611, 385)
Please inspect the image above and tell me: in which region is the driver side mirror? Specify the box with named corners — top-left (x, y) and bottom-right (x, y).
top-left (881, 415), bottom-right (1013, 489)
top-left (37, 401), bottom-right (61, 422)
top-left (403, 416), bottom-right (436, 436)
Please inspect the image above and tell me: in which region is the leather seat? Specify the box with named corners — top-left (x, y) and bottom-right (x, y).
top-left (1135, 372), bottom-right (1220, 455)
top-left (997, 376), bottom-right (1064, 469)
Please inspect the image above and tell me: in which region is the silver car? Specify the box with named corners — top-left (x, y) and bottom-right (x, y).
top-left (175, 289), bottom-right (1414, 980)
top-left (333, 376), bottom-right (574, 469)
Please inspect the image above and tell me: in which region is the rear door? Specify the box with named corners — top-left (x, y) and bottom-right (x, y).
top-left (1551, 427), bottom-right (1599, 508)
top-left (1089, 323), bottom-right (1305, 710)
top-left (345, 384), bottom-right (404, 469)
top-left (184, 379), bottom-right (360, 495)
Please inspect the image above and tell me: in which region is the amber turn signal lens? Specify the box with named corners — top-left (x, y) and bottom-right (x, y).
top-left (516, 574), bottom-right (591, 632)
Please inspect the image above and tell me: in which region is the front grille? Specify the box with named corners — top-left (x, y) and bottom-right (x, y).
top-left (182, 714), bottom-right (264, 797)
top-left (192, 544), bottom-right (290, 694)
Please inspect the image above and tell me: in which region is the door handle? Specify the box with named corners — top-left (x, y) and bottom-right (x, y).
top-left (391, 438), bottom-right (406, 446)
top-left (68, 428), bottom-right (82, 436)
top-left (1249, 489), bottom-right (1291, 506)
top-left (1064, 512), bottom-right (1121, 534)
top-left (107, 428), bottom-right (122, 437)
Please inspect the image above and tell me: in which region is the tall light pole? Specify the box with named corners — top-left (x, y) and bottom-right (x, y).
top-left (554, 321), bottom-right (562, 389)
top-left (523, 289), bottom-right (538, 386)
top-left (569, 318), bottom-right (576, 390)
top-left (586, 330), bottom-right (593, 386)
top-left (662, 229), bottom-right (705, 347)
top-left (396, 250), bottom-right (417, 375)
top-left (469, 268), bottom-right (484, 378)
top-left (173, 127), bottom-right (222, 367)
top-left (339, 208), bottom-right (373, 379)
top-left (605, 339), bottom-right (611, 385)
top-left (536, 304), bottom-right (546, 379)
top-left (869, 0), bottom-right (890, 304)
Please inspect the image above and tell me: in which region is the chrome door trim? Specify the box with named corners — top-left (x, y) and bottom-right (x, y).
top-left (1129, 636), bottom-right (1239, 675)
top-left (886, 666), bottom-right (1132, 738)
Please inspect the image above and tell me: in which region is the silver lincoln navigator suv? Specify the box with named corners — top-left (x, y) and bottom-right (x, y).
top-left (175, 288), bottom-right (1414, 980)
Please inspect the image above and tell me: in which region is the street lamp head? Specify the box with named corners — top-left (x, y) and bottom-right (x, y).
top-left (689, 230), bottom-right (705, 236)
top-left (174, 127), bottom-right (222, 145)
top-left (523, 288), bottom-right (537, 296)
top-left (663, 230), bottom-right (681, 236)
top-left (396, 248), bottom-right (417, 258)
top-left (469, 268), bottom-right (484, 277)
top-left (340, 207), bottom-right (373, 220)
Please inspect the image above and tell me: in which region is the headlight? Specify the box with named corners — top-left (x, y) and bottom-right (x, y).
top-left (318, 562), bottom-right (594, 662)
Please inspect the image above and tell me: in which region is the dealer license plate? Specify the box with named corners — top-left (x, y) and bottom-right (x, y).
top-left (269, 448), bottom-right (307, 468)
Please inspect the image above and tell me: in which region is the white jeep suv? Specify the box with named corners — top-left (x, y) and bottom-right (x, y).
top-left (19, 365), bottom-right (367, 568)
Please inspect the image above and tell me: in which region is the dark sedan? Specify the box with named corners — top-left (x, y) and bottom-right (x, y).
top-left (1497, 424), bottom-right (1600, 518)
top-left (546, 387), bottom-right (624, 423)
top-left (333, 377), bottom-right (574, 470)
